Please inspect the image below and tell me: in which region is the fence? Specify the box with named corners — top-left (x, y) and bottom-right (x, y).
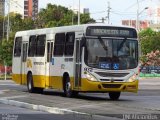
top-left (140, 66), bottom-right (160, 77)
top-left (0, 66), bottom-right (12, 80)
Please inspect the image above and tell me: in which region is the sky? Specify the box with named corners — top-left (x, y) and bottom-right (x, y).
top-left (38, 0), bottom-right (160, 25)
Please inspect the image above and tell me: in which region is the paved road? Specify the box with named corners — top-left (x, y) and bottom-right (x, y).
top-left (0, 78), bottom-right (160, 120)
top-left (1, 103), bottom-right (111, 120)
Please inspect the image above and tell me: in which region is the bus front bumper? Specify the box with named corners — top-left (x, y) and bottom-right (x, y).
top-left (79, 78), bottom-right (138, 93)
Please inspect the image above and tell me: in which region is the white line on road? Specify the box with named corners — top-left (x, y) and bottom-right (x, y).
top-left (139, 83), bottom-right (160, 85)
top-left (0, 95), bottom-right (27, 99)
top-left (0, 84), bottom-right (18, 86)
top-left (0, 96), bottom-right (89, 115)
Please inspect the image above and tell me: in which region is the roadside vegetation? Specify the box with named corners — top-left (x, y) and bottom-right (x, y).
top-left (139, 28), bottom-right (160, 66)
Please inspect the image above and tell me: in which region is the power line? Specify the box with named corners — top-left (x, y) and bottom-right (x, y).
top-left (124, 0), bottom-right (146, 11)
top-left (90, 11), bottom-right (106, 14)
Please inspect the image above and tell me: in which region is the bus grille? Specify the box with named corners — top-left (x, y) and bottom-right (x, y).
top-left (96, 72), bottom-right (129, 77)
top-left (102, 84), bottom-right (122, 88)
top-left (100, 79), bottom-right (124, 82)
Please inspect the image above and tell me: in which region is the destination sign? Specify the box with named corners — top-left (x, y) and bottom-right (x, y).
top-left (86, 26), bottom-right (137, 38)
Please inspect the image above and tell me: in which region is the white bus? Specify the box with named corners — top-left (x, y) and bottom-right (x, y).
top-left (12, 24), bottom-right (139, 100)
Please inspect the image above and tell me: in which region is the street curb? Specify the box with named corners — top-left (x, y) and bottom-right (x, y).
top-left (0, 99), bottom-right (89, 115)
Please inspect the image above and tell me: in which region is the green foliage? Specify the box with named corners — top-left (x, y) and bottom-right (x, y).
top-left (139, 28), bottom-right (160, 55)
top-left (0, 38), bottom-right (14, 66)
top-left (37, 4), bottom-right (95, 28)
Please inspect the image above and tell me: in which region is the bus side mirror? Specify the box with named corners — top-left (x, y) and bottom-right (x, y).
top-left (81, 37), bottom-right (86, 47)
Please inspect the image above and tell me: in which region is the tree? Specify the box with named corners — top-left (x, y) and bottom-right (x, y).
top-left (139, 28), bottom-right (160, 55)
top-left (0, 38), bottom-right (14, 66)
top-left (139, 28), bottom-right (160, 66)
top-left (37, 4), bottom-right (95, 28)
top-left (0, 16), bottom-right (4, 41)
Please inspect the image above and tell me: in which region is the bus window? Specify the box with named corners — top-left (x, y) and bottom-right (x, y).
top-left (53, 33), bottom-right (65, 56)
top-left (28, 35), bottom-right (36, 57)
top-left (22, 43), bottom-right (28, 62)
top-left (65, 32), bottom-right (75, 56)
top-left (14, 37), bottom-right (22, 57)
top-left (47, 42), bottom-right (53, 62)
top-left (36, 35), bottom-right (46, 57)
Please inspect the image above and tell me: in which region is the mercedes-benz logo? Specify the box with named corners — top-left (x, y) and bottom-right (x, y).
top-left (110, 78), bottom-right (114, 83)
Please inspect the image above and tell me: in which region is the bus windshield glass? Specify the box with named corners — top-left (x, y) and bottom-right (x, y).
top-left (84, 38), bottom-right (138, 70)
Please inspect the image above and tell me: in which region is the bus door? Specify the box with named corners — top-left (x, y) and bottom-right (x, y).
top-left (74, 38), bottom-right (82, 89)
top-left (46, 41), bottom-right (53, 87)
top-left (21, 42), bottom-right (28, 84)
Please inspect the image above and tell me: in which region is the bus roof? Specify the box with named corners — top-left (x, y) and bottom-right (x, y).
top-left (15, 23), bottom-right (137, 37)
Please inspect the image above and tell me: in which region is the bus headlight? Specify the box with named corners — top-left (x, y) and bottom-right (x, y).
top-left (85, 72), bottom-right (97, 81)
top-left (128, 74), bottom-right (139, 82)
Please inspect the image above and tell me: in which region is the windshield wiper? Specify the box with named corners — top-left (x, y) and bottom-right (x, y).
top-left (117, 38), bottom-right (127, 51)
top-left (98, 37), bottom-right (108, 51)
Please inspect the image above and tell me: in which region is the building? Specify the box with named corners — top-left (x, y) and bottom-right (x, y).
top-left (0, 0), bottom-right (5, 40)
top-left (9, 0), bottom-right (38, 19)
top-left (147, 7), bottom-right (160, 24)
top-left (122, 20), bottom-right (149, 30)
top-left (10, 0), bottom-right (24, 16)
top-left (0, 0), bottom-right (5, 16)
top-left (24, 0), bottom-right (38, 19)
top-left (83, 8), bottom-right (89, 14)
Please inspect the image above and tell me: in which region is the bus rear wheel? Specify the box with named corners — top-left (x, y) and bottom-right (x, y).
top-left (64, 76), bottom-right (78, 97)
top-left (109, 92), bottom-right (121, 100)
top-left (27, 73), bottom-right (35, 93)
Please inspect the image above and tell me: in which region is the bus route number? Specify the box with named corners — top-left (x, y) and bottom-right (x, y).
top-left (84, 67), bottom-right (93, 72)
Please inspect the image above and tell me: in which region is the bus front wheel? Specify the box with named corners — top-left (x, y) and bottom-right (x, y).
top-left (64, 76), bottom-right (78, 97)
top-left (109, 92), bottom-right (121, 100)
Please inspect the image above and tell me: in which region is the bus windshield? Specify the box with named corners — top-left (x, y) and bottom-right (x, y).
top-left (84, 38), bottom-right (138, 70)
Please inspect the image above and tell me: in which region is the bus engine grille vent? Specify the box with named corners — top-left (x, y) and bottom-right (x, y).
top-left (100, 79), bottom-right (124, 82)
top-left (102, 84), bottom-right (122, 88)
top-left (95, 72), bottom-right (129, 77)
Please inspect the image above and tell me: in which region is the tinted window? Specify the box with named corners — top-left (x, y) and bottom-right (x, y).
top-left (36, 35), bottom-right (46, 56)
top-left (28, 36), bottom-right (36, 57)
top-left (14, 37), bottom-right (22, 57)
top-left (47, 42), bottom-right (53, 62)
top-left (22, 43), bottom-right (28, 62)
top-left (65, 32), bottom-right (75, 56)
top-left (53, 33), bottom-right (65, 56)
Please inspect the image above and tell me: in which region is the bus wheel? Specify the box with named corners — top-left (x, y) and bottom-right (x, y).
top-left (64, 77), bottom-right (78, 97)
top-left (109, 92), bottom-right (121, 100)
top-left (27, 73), bottom-right (35, 93)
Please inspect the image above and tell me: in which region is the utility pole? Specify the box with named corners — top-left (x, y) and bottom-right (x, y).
top-left (78, 0), bottom-right (80, 25)
top-left (107, 1), bottom-right (111, 24)
top-left (2, 0), bottom-right (5, 39)
top-left (136, 0), bottom-right (139, 31)
top-left (7, 0), bottom-right (10, 41)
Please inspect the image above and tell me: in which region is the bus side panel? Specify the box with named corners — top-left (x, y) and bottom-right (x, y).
top-left (22, 74), bottom-right (27, 85)
top-left (12, 74), bottom-right (21, 84)
top-left (50, 76), bottom-right (63, 89)
top-left (27, 57), bottom-right (46, 88)
top-left (49, 57), bottom-right (63, 90)
top-left (33, 75), bottom-right (46, 88)
top-left (12, 58), bottom-right (22, 84)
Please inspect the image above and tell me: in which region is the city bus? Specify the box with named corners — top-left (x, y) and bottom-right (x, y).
top-left (12, 24), bottom-right (139, 100)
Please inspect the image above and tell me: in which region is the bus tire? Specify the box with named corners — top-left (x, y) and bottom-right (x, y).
top-left (27, 73), bottom-right (35, 93)
top-left (109, 92), bottom-right (121, 100)
top-left (64, 76), bottom-right (78, 97)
